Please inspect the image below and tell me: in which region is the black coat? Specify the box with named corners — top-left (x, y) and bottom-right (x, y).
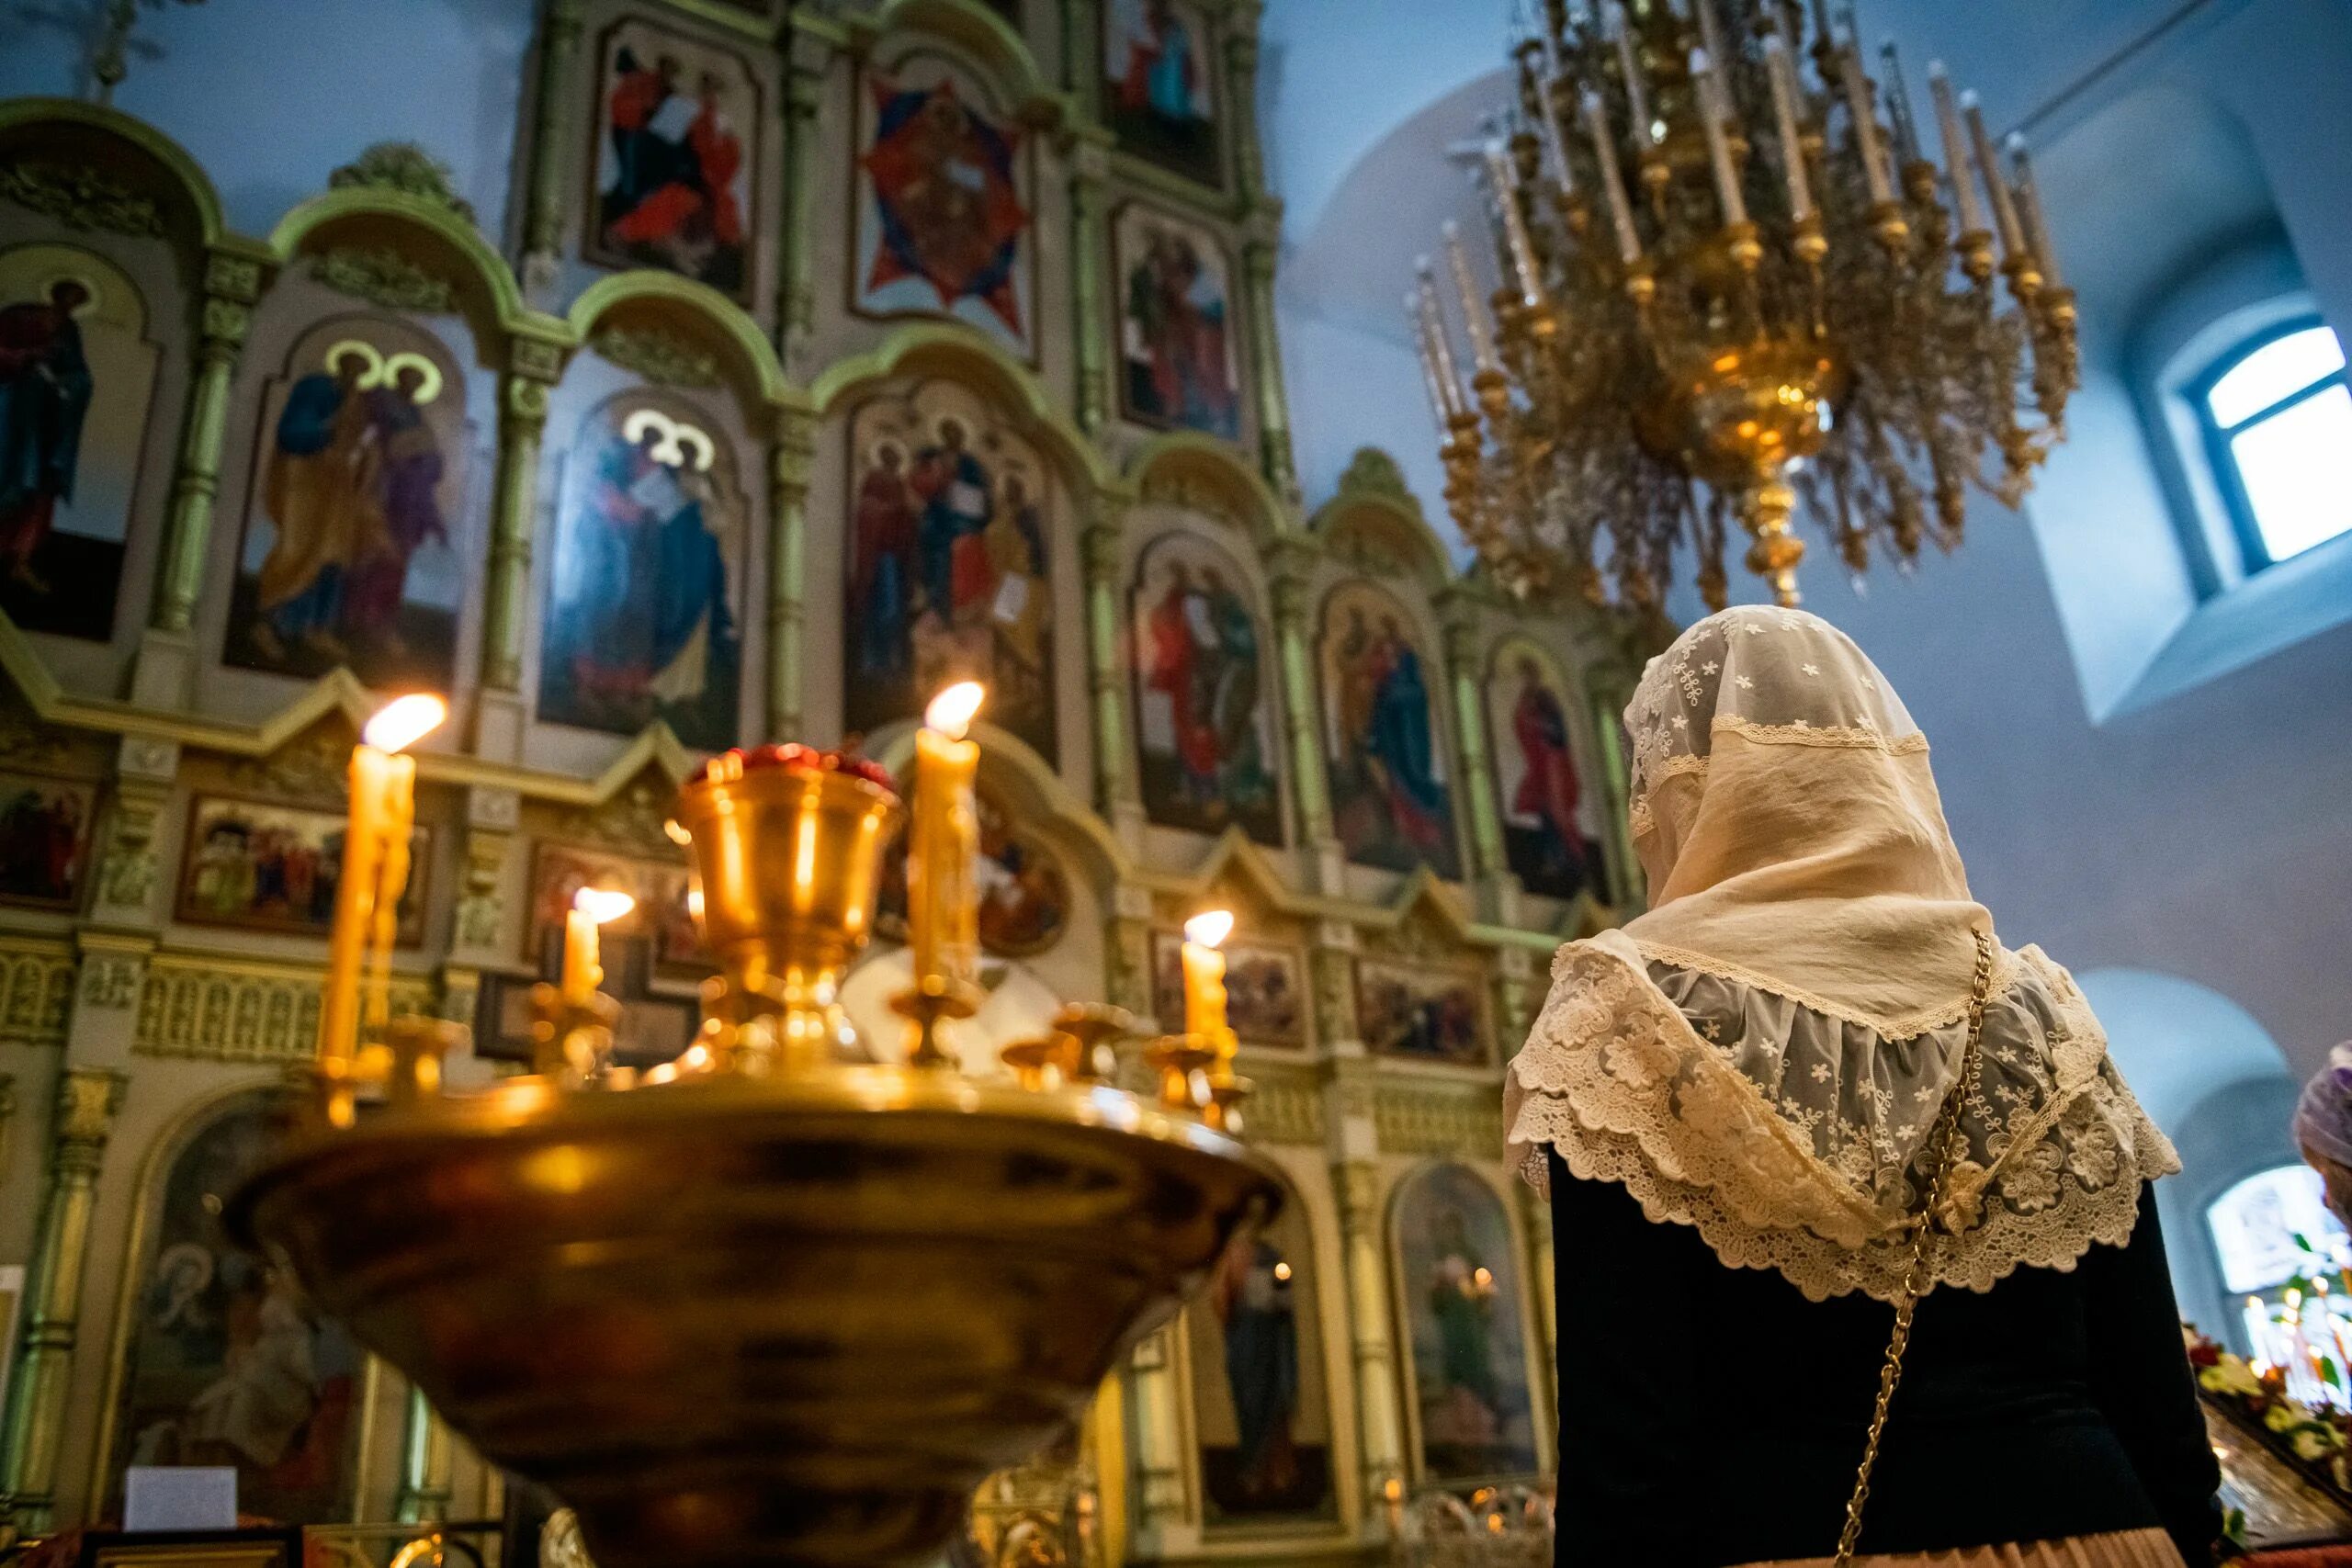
top-left (1547, 1151), bottom-right (2222, 1568)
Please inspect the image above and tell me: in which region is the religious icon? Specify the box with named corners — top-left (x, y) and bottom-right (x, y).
top-left (0, 770), bottom-right (94, 909)
top-left (1115, 207), bottom-right (1240, 438)
top-left (854, 55), bottom-right (1035, 356)
top-left (107, 1094), bottom-right (362, 1521)
top-left (176, 795), bottom-right (428, 943)
top-left (1131, 533), bottom-right (1280, 843)
top-left (1187, 1188), bottom-right (1337, 1524)
top-left (0, 247), bottom-right (159, 641)
top-left (1102, 0), bottom-right (1221, 186)
top-left (844, 378), bottom-right (1057, 761)
top-left (1356, 956), bottom-right (1487, 1065)
top-left (1319, 582), bottom-right (1461, 877)
top-left (539, 396), bottom-right (745, 751)
top-left (1152, 931), bottom-right (1304, 1047)
top-left (587, 20), bottom-right (757, 298)
top-left (525, 843), bottom-right (702, 974)
top-left (1487, 642), bottom-right (1608, 902)
top-left (223, 321), bottom-right (469, 691)
top-left (976, 789), bottom-right (1068, 956)
top-left (1391, 1163), bottom-right (1539, 1481)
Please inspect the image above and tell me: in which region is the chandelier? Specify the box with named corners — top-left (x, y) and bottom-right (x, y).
top-left (1414, 0), bottom-right (2078, 612)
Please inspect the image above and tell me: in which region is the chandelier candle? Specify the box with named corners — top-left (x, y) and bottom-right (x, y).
top-left (1927, 64), bottom-right (1985, 241)
top-left (1580, 89), bottom-right (1643, 264)
top-left (1442, 222), bottom-right (1500, 370)
top-left (1480, 144), bottom-right (1546, 305)
top-left (1604, 4), bottom-right (1652, 141)
top-left (1761, 36), bottom-right (1814, 220)
top-left (1962, 92), bottom-right (2028, 266)
top-left (2006, 135), bottom-right (2063, 291)
top-left (910, 682), bottom-right (985, 1019)
top-left (317, 693), bottom-right (445, 1127)
top-left (1838, 42), bottom-right (1894, 205)
top-left (1416, 265), bottom-right (1470, 402)
top-left (1690, 51), bottom-right (1748, 227)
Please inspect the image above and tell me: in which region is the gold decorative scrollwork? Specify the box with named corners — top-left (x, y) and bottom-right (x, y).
top-left (0, 160), bottom-right (166, 236)
top-left (312, 246), bottom-right (459, 313)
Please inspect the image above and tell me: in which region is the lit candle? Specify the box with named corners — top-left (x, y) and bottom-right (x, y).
top-left (1604, 4), bottom-right (1652, 143)
top-left (562, 886), bottom-right (636, 1006)
top-left (1961, 93), bottom-right (2026, 260)
top-left (1927, 63), bottom-right (1984, 234)
top-left (1878, 39), bottom-right (1922, 165)
top-left (2005, 134), bottom-right (2064, 289)
top-left (1581, 90), bottom-right (1644, 264)
top-left (910, 681), bottom-right (985, 999)
top-left (1416, 263), bottom-right (1468, 403)
top-left (1838, 39), bottom-right (1894, 204)
top-left (1481, 144), bottom-right (1546, 304)
top-left (317, 693), bottom-right (445, 1125)
top-left (1689, 51), bottom-right (1748, 227)
top-left (1181, 909), bottom-right (1237, 1057)
top-left (1763, 35), bottom-right (1814, 220)
top-left (1442, 220), bottom-right (1499, 370)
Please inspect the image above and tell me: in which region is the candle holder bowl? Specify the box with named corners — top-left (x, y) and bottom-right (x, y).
top-left (229, 1066), bottom-right (1282, 1568)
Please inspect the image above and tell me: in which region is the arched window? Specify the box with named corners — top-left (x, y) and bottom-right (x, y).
top-left (2207, 1162), bottom-right (2352, 1405)
top-left (2193, 320), bottom-right (2352, 570)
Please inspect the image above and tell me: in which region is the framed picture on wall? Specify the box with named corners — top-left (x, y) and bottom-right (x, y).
top-left (0, 770), bottom-right (96, 910)
top-left (1355, 956), bottom-right (1487, 1066)
top-left (1101, 0), bottom-right (1224, 188)
top-left (175, 795), bottom-right (428, 943)
top-left (1151, 931), bottom-right (1305, 1047)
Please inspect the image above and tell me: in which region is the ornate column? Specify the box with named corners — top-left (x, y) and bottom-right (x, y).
top-left (1514, 1177), bottom-right (1558, 1455)
top-left (151, 248), bottom-right (265, 637)
top-left (1436, 600), bottom-right (1509, 893)
top-left (393, 1386), bottom-right (456, 1524)
top-left (477, 339), bottom-right (566, 753)
top-left (1332, 1159), bottom-right (1407, 1518)
top-left (778, 28), bottom-right (833, 375)
top-left (1067, 130), bottom-right (1114, 436)
top-left (91, 737), bottom-right (179, 926)
top-left (518, 0), bottom-right (585, 300)
top-left (1264, 547), bottom-right (1334, 852)
top-left (0, 1068), bottom-right (129, 1534)
top-left (1104, 886), bottom-right (1157, 1025)
top-left (1238, 212), bottom-right (1298, 508)
top-left (766, 408), bottom-right (815, 739)
top-left (1060, 0), bottom-right (1100, 122)
top-left (1221, 0), bottom-right (1268, 200)
top-left (1123, 1328), bottom-right (1187, 1551)
top-left (1080, 513), bottom-right (1136, 823)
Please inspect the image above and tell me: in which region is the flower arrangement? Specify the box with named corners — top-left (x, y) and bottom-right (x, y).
top-left (2188, 1322), bottom-right (2352, 1546)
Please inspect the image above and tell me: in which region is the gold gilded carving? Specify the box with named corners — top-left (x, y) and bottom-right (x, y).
top-left (311, 247), bottom-right (459, 313)
top-left (135, 956), bottom-right (434, 1064)
top-left (1246, 1067), bottom-right (1326, 1145)
top-left (510, 337), bottom-right (567, 388)
top-left (454, 831), bottom-right (509, 950)
top-left (96, 789), bottom-right (164, 911)
top-left (1374, 1085), bottom-right (1504, 1158)
top-left (1339, 446), bottom-right (1413, 504)
top-left (329, 142), bottom-right (478, 222)
top-left (1310, 946), bottom-right (1357, 1041)
top-left (0, 946), bottom-right (75, 1045)
top-left (590, 325), bottom-right (723, 389)
top-left (221, 719), bottom-right (358, 802)
top-left (548, 773), bottom-right (686, 858)
top-left (0, 699), bottom-right (81, 773)
top-left (0, 160), bottom-right (165, 237)
top-left (76, 953), bottom-right (142, 1011)
top-left (1136, 471), bottom-right (1246, 534)
top-left (204, 251), bottom-right (266, 305)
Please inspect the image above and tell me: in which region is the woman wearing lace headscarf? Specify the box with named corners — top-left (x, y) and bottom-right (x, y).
top-left (1506, 606), bottom-right (2218, 1568)
top-left (2294, 1043), bottom-right (2352, 1222)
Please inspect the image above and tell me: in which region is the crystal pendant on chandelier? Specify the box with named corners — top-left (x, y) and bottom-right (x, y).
top-left (1414, 0), bottom-right (2079, 615)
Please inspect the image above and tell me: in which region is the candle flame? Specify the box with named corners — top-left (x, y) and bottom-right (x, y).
top-left (924, 681), bottom-right (985, 739)
top-left (1272, 1260), bottom-right (1292, 1282)
top-left (573, 886), bottom-right (636, 924)
top-left (362, 693), bottom-right (447, 753)
top-left (663, 818), bottom-right (693, 847)
top-left (1183, 909), bottom-right (1234, 949)
top-left (686, 887), bottom-right (705, 919)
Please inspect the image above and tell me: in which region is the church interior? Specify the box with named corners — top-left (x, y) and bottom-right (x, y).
top-left (0, 0), bottom-right (2347, 1565)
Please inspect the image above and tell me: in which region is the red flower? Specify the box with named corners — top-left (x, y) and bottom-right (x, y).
top-left (690, 743), bottom-right (899, 795)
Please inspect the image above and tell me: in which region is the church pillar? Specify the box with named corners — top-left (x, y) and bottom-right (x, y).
top-left (1238, 219), bottom-right (1298, 509)
top-left (1067, 131), bottom-right (1114, 437)
top-left (150, 249), bottom-right (264, 646)
top-left (477, 344), bottom-right (564, 755)
top-left (1514, 1175), bottom-right (1559, 1459)
top-left (766, 410), bottom-right (815, 739)
top-left (0, 1067), bottom-right (129, 1534)
top-left (1222, 0), bottom-right (1268, 200)
top-left (1332, 1156), bottom-right (1407, 1516)
top-left (1266, 550), bottom-right (1338, 875)
top-left (393, 1385), bottom-right (456, 1524)
top-left (1060, 0), bottom-right (1100, 123)
top-left (1124, 1327), bottom-right (1187, 1551)
top-left (1437, 601), bottom-right (1511, 919)
top-left (518, 0), bottom-right (584, 301)
top-left (778, 29), bottom-right (831, 376)
top-left (1081, 514), bottom-right (1137, 827)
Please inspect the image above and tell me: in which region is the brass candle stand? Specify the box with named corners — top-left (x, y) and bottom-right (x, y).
top-left (231, 750), bottom-right (1282, 1568)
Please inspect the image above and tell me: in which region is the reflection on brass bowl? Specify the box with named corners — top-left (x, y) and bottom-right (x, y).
top-left (229, 1068), bottom-right (1282, 1568)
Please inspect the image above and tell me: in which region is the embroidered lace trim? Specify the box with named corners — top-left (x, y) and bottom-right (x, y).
top-left (1630, 937), bottom-right (2022, 1039)
top-left (1503, 933), bottom-right (2179, 1304)
top-left (1712, 713), bottom-right (1932, 753)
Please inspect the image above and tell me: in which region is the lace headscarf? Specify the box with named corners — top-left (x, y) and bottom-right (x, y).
top-left (1505, 605), bottom-right (2177, 1303)
top-left (2294, 1044), bottom-right (2352, 1168)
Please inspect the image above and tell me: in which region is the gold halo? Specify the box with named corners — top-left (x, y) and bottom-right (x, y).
top-left (379, 351), bottom-right (444, 406)
top-left (322, 338), bottom-right (388, 387)
top-left (38, 273), bottom-right (102, 318)
top-left (671, 425), bottom-right (716, 472)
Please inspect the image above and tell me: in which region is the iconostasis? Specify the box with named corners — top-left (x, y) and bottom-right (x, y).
top-left (0, 1), bottom-right (1641, 1561)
